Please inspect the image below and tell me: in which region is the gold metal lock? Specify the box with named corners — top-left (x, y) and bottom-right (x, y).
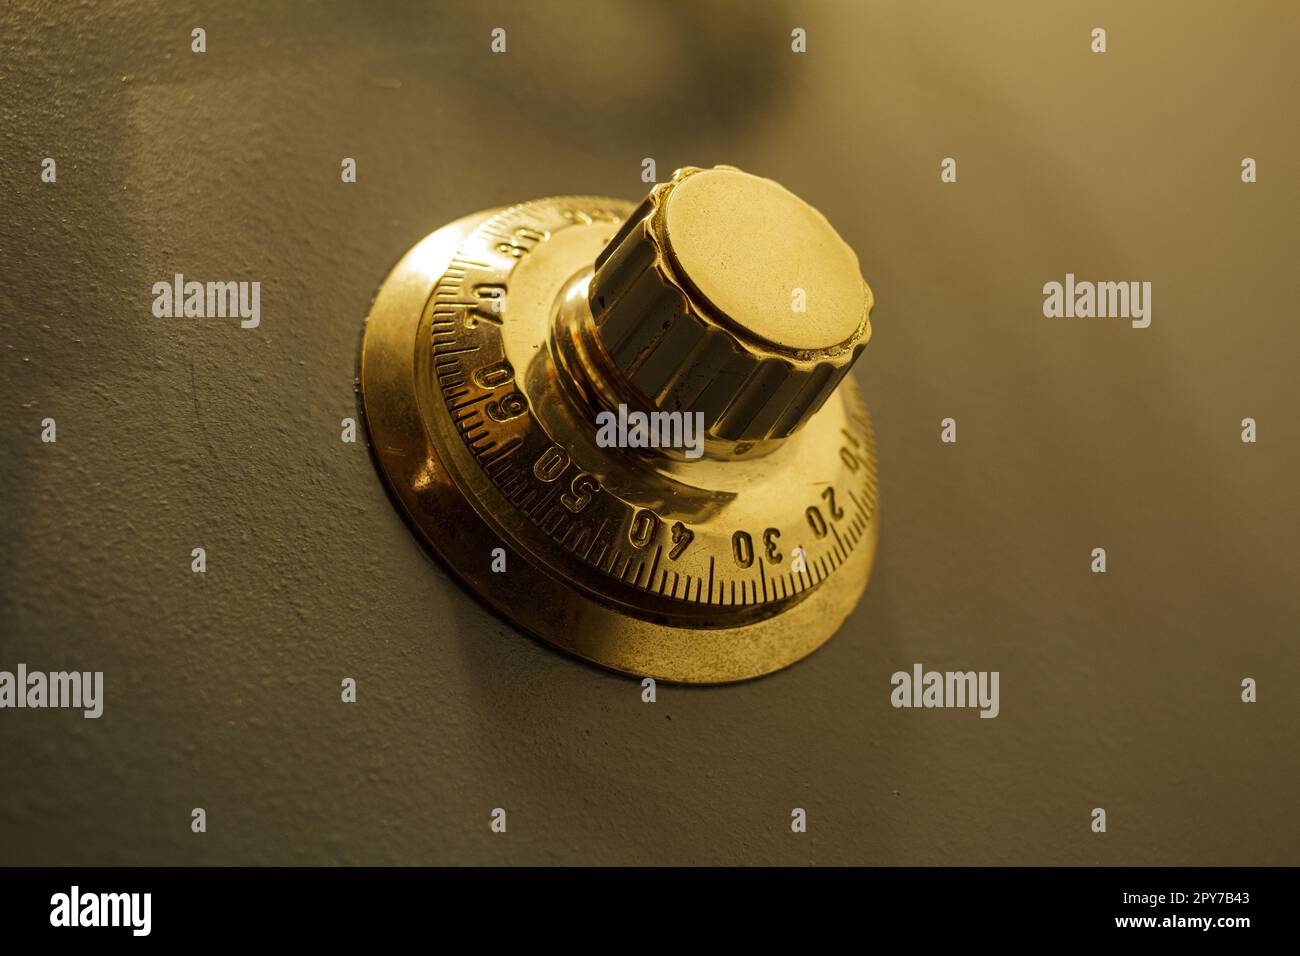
top-left (360, 166), bottom-right (878, 683)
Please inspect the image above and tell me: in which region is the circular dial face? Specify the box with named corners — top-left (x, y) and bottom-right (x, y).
top-left (360, 194), bottom-right (880, 681)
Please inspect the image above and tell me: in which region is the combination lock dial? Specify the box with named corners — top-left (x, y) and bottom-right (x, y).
top-left (360, 166), bottom-right (878, 683)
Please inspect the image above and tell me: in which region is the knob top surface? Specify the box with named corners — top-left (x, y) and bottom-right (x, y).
top-left (662, 167), bottom-right (867, 354)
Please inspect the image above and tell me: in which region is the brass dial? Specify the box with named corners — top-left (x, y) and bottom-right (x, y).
top-left (360, 166), bottom-right (878, 683)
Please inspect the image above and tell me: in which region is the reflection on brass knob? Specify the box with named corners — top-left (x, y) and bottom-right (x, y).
top-left (360, 165), bottom-right (880, 683)
top-left (588, 166), bottom-right (873, 449)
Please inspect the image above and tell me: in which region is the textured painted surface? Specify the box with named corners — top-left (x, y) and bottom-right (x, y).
top-left (1, 0), bottom-right (1297, 865)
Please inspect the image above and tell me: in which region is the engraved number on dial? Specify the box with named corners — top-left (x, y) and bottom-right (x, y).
top-left (629, 509), bottom-right (659, 549)
top-left (669, 521), bottom-right (693, 560)
top-left (763, 528), bottom-right (783, 563)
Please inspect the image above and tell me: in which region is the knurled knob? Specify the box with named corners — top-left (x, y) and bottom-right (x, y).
top-left (587, 165), bottom-right (873, 446)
